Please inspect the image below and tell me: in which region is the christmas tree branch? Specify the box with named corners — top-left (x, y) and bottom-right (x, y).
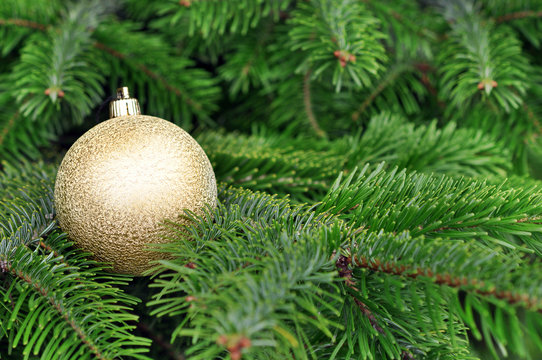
top-left (6, 260), bottom-right (107, 360)
top-left (0, 18), bottom-right (200, 110)
top-left (365, 1), bottom-right (442, 41)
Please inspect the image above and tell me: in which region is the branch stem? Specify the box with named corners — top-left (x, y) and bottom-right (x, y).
top-left (303, 70), bottom-right (326, 138)
top-left (348, 254), bottom-right (542, 312)
top-left (136, 321), bottom-right (185, 360)
top-left (336, 255), bottom-right (384, 333)
top-left (496, 10), bottom-right (542, 23)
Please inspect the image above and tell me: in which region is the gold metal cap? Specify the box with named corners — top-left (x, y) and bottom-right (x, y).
top-left (109, 87), bottom-right (141, 118)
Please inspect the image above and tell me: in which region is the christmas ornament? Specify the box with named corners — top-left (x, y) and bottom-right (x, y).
top-left (54, 87), bottom-right (217, 275)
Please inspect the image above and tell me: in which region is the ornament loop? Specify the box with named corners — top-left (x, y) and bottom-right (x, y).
top-left (109, 86), bottom-right (141, 118)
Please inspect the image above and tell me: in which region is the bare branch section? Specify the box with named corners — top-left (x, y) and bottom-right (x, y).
top-left (93, 42), bottom-right (200, 110)
top-left (353, 64), bottom-right (411, 119)
top-left (0, 18), bottom-right (47, 30)
top-left (345, 255), bottom-right (542, 312)
top-left (0, 111), bottom-right (18, 149)
top-left (496, 10), bottom-right (542, 23)
top-left (136, 322), bottom-right (184, 360)
top-left (303, 70), bottom-right (327, 138)
top-left (336, 255), bottom-right (384, 333)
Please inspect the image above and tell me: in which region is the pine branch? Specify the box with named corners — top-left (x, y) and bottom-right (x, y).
top-left (125, 0), bottom-right (288, 39)
top-left (437, 1), bottom-right (530, 114)
top-left (0, 16), bottom-right (215, 122)
top-left (149, 186), bottom-right (479, 359)
top-left (218, 19), bottom-right (275, 97)
top-left (197, 131), bottom-right (341, 200)
top-left (2, 242), bottom-right (152, 359)
top-left (0, 17), bottom-right (198, 109)
top-left (0, 162), bottom-right (152, 359)
top-left (0, 110), bottom-right (18, 150)
top-left (93, 42), bottom-right (199, 110)
top-left (148, 187), bottom-right (344, 359)
top-left (5, 257), bottom-right (107, 359)
top-left (341, 229), bottom-right (542, 357)
top-left (333, 112), bottom-right (512, 177)
top-left (320, 164), bottom-right (542, 254)
top-left (288, 0), bottom-right (387, 91)
top-left (2, 1), bottom-right (542, 358)
top-left (93, 20), bottom-right (220, 127)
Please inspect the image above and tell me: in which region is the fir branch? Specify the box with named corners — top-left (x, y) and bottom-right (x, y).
top-left (149, 187), bottom-right (343, 359)
top-left (151, 186), bottom-right (476, 359)
top-left (288, 0), bottom-right (387, 91)
top-left (6, 261), bottom-right (107, 359)
top-left (0, 17), bottom-right (199, 108)
top-left (303, 70), bottom-right (326, 138)
top-left (197, 131), bottom-right (341, 200)
top-left (341, 229), bottom-right (542, 357)
top-left (334, 112), bottom-right (512, 177)
top-left (3, 1), bottom-right (542, 358)
top-left (2, 243), bottom-right (151, 359)
top-left (218, 19), bottom-right (275, 97)
top-left (0, 162), bottom-right (151, 359)
top-left (320, 164), bottom-right (542, 253)
top-left (437, 2), bottom-right (530, 114)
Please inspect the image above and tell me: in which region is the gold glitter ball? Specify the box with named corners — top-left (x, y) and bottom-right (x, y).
top-left (54, 115), bottom-right (217, 275)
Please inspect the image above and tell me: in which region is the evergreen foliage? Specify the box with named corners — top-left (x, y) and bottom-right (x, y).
top-left (1, 0), bottom-right (542, 359)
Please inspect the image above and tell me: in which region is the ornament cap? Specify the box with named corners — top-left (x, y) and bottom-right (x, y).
top-left (109, 86), bottom-right (141, 118)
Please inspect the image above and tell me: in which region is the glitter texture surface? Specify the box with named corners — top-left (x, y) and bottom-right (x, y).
top-left (54, 115), bottom-right (217, 275)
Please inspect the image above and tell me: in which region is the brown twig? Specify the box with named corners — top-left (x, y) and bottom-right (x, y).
top-left (336, 255), bottom-right (384, 333)
top-left (0, 111), bottom-right (19, 149)
top-left (352, 63), bottom-right (413, 121)
top-left (136, 321), bottom-right (185, 360)
top-left (93, 42), bottom-right (200, 110)
top-left (349, 254), bottom-right (542, 312)
top-left (496, 10), bottom-right (542, 23)
top-left (303, 70), bottom-right (327, 139)
top-left (0, 18), bottom-right (47, 31)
